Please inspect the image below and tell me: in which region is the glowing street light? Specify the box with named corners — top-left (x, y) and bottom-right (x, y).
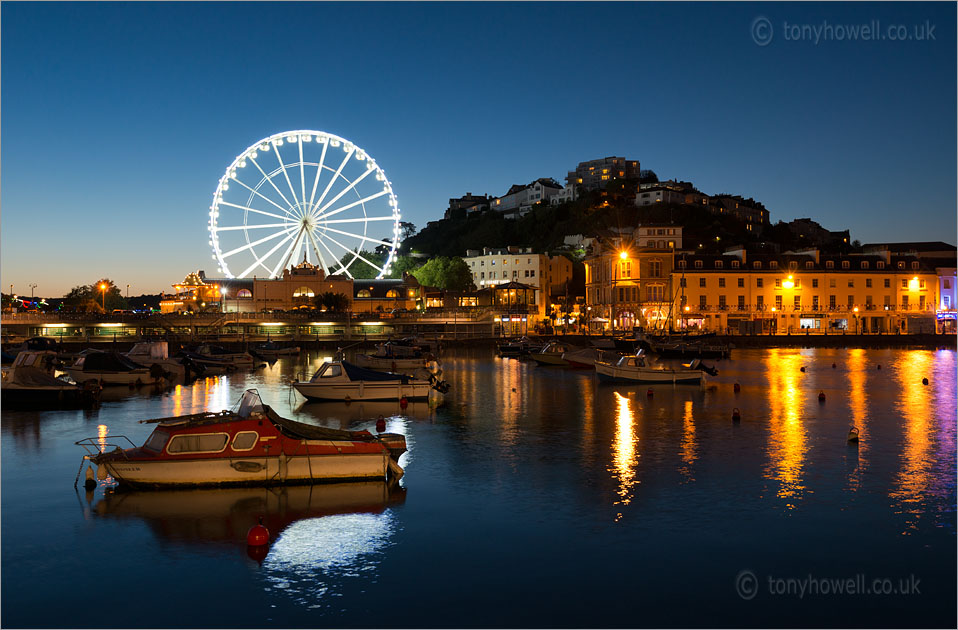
top-left (99, 283), bottom-right (107, 312)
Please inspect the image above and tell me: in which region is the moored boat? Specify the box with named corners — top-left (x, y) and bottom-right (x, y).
top-left (293, 359), bottom-right (447, 402)
top-left (353, 342), bottom-right (432, 371)
top-left (595, 350), bottom-right (716, 384)
top-left (530, 341), bottom-right (583, 367)
top-left (180, 344), bottom-right (256, 371)
top-left (125, 341), bottom-right (194, 380)
top-left (2, 350), bottom-right (101, 407)
top-left (64, 351), bottom-right (164, 386)
top-left (252, 341), bottom-right (301, 360)
top-left (561, 346), bottom-right (601, 368)
top-left (76, 389), bottom-right (406, 488)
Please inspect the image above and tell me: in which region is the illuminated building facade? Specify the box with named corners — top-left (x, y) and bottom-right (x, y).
top-left (566, 157), bottom-right (640, 191)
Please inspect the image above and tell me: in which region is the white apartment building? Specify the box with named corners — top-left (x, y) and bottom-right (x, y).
top-left (464, 247), bottom-right (574, 314)
top-left (634, 225), bottom-right (683, 249)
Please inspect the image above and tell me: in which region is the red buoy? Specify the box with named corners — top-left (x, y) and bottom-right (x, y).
top-left (247, 517), bottom-right (269, 547)
top-left (818, 391), bottom-right (826, 402)
top-left (646, 388), bottom-right (653, 397)
top-left (733, 383), bottom-right (741, 393)
top-left (732, 408), bottom-right (741, 422)
top-left (399, 396), bottom-right (408, 409)
top-left (376, 415), bottom-right (386, 432)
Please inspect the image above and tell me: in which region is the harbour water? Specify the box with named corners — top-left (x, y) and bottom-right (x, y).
top-left (1, 346), bottom-right (955, 628)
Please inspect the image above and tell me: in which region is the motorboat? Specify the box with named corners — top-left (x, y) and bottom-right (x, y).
top-left (530, 341), bottom-right (583, 367)
top-left (75, 389), bottom-right (407, 488)
top-left (293, 359), bottom-right (448, 402)
top-left (644, 334), bottom-right (730, 359)
top-left (252, 341), bottom-right (301, 360)
top-left (561, 346), bottom-right (602, 368)
top-left (595, 350), bottom-right (717, 384)
top-left (64, 351), bottom-right (164, 386)
top-left (497, 336), bottom-right (541, 357)
top-left (124, 341), bottom-right (195, 380)
top-left (180, 344), bottom-right (256, 371)
top-left (353, 342), bottom-right (433, 371)
top-left (1, 350), bottom-right (101, 407)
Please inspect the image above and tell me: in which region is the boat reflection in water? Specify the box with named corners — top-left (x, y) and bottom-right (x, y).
top-left (92, 481), bottom-right (406, 561)
top-left (299, 399), bottom-right (433, 428)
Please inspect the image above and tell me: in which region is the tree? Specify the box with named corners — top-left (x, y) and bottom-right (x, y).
top-left (385, 255), bottom-right (422, 279)
top-left (412, 257), bottom-right (475, 291)
top-left (399, 221), bottom-right (417, 240)
top-left (63, 279), bottom-right (127, 312)
top-left (315, 292), bottom-right (350, 312)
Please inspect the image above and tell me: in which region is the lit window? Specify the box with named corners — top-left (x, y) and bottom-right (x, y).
top-left (357, 289), bottom-right (371, 298)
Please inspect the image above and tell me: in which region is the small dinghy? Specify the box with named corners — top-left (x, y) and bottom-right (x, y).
top-left (847, 427), bottom-right (860, 443)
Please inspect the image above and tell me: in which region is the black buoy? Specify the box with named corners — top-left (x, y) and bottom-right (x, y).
top-left (800, 366), bottom-right (806, 373)
top-left (832, 363), bottom-right (837, 369)
top-left (732, 408), bottom-right (741, 422)
top-left (733, 383), bottom-right (741, 393)
top-left (84, 466), bottom-right (97, 491)
top-left (818, 391), bottom-right (826, 402)
top-left (922, 377), bottom-right (929, 385)
top-left (877, 364), bottom-right (881, 370)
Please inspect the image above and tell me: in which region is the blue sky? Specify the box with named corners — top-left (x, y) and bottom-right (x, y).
top-left (2, 2), bottom-right (955, 296)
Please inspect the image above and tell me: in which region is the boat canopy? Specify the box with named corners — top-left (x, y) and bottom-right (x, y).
top-left (81, 352), bottom-right (145, 372)
top-left (341, 361), bottom-right (414, 383)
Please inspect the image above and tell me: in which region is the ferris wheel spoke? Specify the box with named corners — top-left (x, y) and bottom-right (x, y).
top-left (230, 176), bottom-right (295, 217)
top-left (239, 230), bottom-right (298, 278)
top-left (315, 234), bottom-right (350, 277)
top-left (311, 148), bottom-right (354, 215)
top-left (322, 226), bottom-right (395, 248)
top-left (305, 142), bottom-right (328, 213)
top-left (221, 227), bottom-right (295, 259)
top-left (249, 156), bottom-right (297, 212)
top-left (324, 233), bottom-right (385, 275)
top-left (271, 142), bottom-right (301, 209)
top-left (321, 215), bottom-right (397, 224)
top-left (217, 200), bottom-right (292, 222)
top-left (305, 229), bottom-right (329, 275)
top-left (271, 228), bottom-right (306, 278)
top-left (298, 138), bottom-right (307, 208)
top-left (314, 190), bottom-right (387, 223)
top-left (213, 222), bottom-right (289, 232)
top-left (314, 166), bottom-right (374, 217)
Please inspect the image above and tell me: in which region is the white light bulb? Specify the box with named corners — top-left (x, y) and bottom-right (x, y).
top-left (222, 184), bottom-right (229, 191)
top-left (239, 161), bottom-right (246, 168)
top-left (250, 151), bottom-right (257, 159)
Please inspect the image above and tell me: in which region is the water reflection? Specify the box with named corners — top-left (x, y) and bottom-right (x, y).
top-left (679, 400), bottom-right (696, 482)
top-left (890, 350), bottom-right (935, 533)
top-left (844, 349), bottom-right (869, 492)
top-left (763, 349), bottom-right (807, 509)
top-left (93, 482), bottom-right (405, 548)
top-left (609, 391), bottom-right (639, 521)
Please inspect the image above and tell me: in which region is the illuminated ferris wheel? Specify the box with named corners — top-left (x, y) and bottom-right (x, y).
top-left (208, 130), bottom-right (401, 279)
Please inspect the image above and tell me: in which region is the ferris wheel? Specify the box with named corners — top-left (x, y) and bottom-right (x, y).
top-left (208, 130), bottom-right (401, 279)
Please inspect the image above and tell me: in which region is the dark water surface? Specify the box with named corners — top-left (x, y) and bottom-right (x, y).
top-left (2, 347), bottom-right (955, 628)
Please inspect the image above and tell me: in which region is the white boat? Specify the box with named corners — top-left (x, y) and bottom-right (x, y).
top-left (561, 346), bottom-right (601, 368)
top-left (124, 341), bottom-right (188, 379)
top-left (183, 344), bottom-right (255, 371)
top-left (293, 359), bottom-right (446, 402)
top-left (530, 341), bottom-right (583, 367)
top-left (595, 350), bottom-right (715, 385)
top-left (2, 350), bottom-right (101, 407)
top-left (252, 341), bottom-right (300, 359)
top-left (64, 351), bottom-right (164, 386)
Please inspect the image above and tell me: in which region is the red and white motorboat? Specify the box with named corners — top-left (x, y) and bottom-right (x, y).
top-left (76, 390), bottom-right (406, 488)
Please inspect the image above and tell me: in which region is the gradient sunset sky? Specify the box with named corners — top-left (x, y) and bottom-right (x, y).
top-left (2, 2), bottom-right (955, 296)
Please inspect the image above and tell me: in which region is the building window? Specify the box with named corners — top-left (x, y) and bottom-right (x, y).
top-left (861, 261), bottom-right (869, 270)
top-left (731, 260), bottom-right (740, 269)
top-left (480, 272), bottom-right (485, 279)
top-left (847, 295), bottom-right (854, 309)
top-left (945, 279), bottom-right (952, 290)
top-left (293, 286), bottom-right (315, 298)
top-left (718, 278), bottom-right (726, 288)
top-left (794, 295), bottom-right (801, 310)
top-left (884, 278), bottom-right (890, 288)
top-left (718, 295), bottom-right (727, 309)
top-left (699, 278), bottom-right (706, 288)
top-left (753, 261), bottom-right (762, 269)
top-left (775, 295), bottom-right (783, 309)
top-left (694, 260), bottom-right (703, 269)
top-left (480, 261), bottom-right (484, 266)
top-left (829, 295), bottom-right (836, 308)
top-left (848, 280), bottom-right (854, 288)
top-left (715, 260), bottom-right (724, 269)
top-left (842, 261), bottom-right (850, 269)
top-left (901, 279), bottom-right (907, 288)
top-left (237, 289), bottom-right (252, 299)
top-left (865, 279), bottom-right (872, 288)
top-left (757, 295), bottom-right (764, 309)
top-left (911, 262), bottom-right (919, 270)
top-left (877, 261), bottom-right (885, 269)
top-left (812, 295), bottom-right (819, 310)
top-left (812, 279), bottom-right (819, 288)
top-left (775, 279), bottom-right (782, 288)
top-left (386, 289), bottom-right (400, 298)
top-left (699, 295), bottom-right (707, 308)
top-left (770, 261), bottom-right (778, 269)
top-left (756, 278), bottom-right (763, 288)
top-left (805, 261), bottom-right (814, 269)
top-left (530, 270), bottom-right (535, 277)
top-left (649, 261), bottom-right (661, 278)
top-left (357, 289), bottom-right (371, 298)
top-left (826, 261), bottom-right (834, 269)
top-left (679, 278), bottom-right (687, 288)
top-left (648, 285), bottom-right (665, 302)
top-left (830, 279), bottom-right (837, 288)
top-left (678, 260), bottom-right (687, 269)
top-left (789, 261), bottom-right (798, 271)
top-left (737, 295), bottom-right (745, 309)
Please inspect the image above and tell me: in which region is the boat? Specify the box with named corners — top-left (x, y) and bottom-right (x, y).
top-left (497, 336), bottom-right (541, 357)
top-left (75, 389), bottom-right (407, 488)
top-left (293, 359), bottom-right (448, 402)
top-left (252, 341), bottom-right (301, 360)
top-left (353, 342), bottom-right (434, 371)
top-left (644, 334), bottom-right (731, 359)
top-left (595, 350), bottom-right (717, 384)
top-left (180, 344), bottom-right (256, 371)
top-left (125, 341), bottom-right (197, 380)
top-left (530, 341), bottom-right (584, 367)
top-left (1, 350), bottom-right (101, 407)
top-left (64, 351), bottom-right (165, 386)
top-left (847, 427), bottom-right (860, 443)
top-left (561, 346), bottom-right (602, 368)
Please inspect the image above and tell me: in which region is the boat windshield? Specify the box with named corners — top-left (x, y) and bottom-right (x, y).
top-left (313, 363), bottom-right (343, 380)
top-left (143, 429), bottom-right (169, 453)
top-left (236, 390), bottom-right (266, 418)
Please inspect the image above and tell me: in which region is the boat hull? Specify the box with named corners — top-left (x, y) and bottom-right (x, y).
top-left (595, 361), bottom-right (705, 384)
top-left (353, 355), bottom-right (424, 370)
top-left (64, 368), bottom-right (161, 386)
top-left (530, 354), bottom-right (570, 367)
top-left (100, 451), bottom-right (393, 488)
top-left (293, 380), bottom-right (432, 402)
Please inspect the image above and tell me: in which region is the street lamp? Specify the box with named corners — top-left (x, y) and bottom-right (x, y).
top-left (100, 283), bottom-right (107, 312)
top-left (853, 306), bottom-right (860, 334)
top-left (613, 250), bottom-right (628, 334)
